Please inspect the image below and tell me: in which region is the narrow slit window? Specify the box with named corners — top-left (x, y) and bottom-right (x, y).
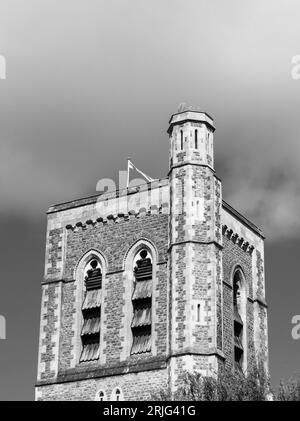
top-left (195, 129), bottom-right (198, 149)
top-left (197, 304), bottom-right (201, 322)
top-left (180, 130), bottom-right (183, 150)
top-left (233, 270), bottom-right (244, 373)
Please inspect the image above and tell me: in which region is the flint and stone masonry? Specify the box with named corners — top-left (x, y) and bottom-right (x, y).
top-left (35, 109), bottom-right (268, 401)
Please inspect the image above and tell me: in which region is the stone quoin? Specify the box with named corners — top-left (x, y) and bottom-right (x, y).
top-left (35, 108), bottom-right (269, 401)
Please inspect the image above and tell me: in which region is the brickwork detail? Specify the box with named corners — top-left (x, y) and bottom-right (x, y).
top-left (36, 368), bottom-right (168, 401)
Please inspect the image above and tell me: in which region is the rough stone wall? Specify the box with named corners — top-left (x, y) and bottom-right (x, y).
top-left (37, 204), bottom-right (169, 399)
top-left (222, 220), bottom-right (266, 373)
top-left (58, 281), bottom-right (76, 371)
top-left (222, 205), bottom-right (268, 372)
top-left (222, 234), bottom-right (254, 370)
top-left (36, 368), bottom-right (168, 401)
top-left (63, 214), bottom-right (168, 280)
top-left (36, 171), bottom-right (268, 400)
top-left (62, 213), bottom-right (168, 366)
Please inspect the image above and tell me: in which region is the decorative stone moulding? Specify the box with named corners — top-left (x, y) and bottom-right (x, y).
top-left (64, 203), bottom-right (169, 232)
top-left (222, 225), bottom-right (254, 255)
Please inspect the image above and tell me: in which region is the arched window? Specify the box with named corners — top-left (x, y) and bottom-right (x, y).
top-left (111, 387), bottom-right (124, 401)
top-left (180, 130), bottom-right (183, 150)
top-left (115, 389), bottom-right (121, 401)
top-left (131, 249), bottom-right (152, 355)
top-left (95, 390), bottom-right (106, 401)
top-left (195, 129), bottom-right (198, 149)
top-left (233, 269), bottom-right (246, 373)
top-left (80, 259), bottom-right (102, 362)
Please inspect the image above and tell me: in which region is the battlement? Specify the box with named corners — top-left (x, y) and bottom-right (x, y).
top-left (168, 110), bottom-right (216, 135)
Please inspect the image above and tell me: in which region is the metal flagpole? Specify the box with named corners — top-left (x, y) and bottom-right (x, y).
top-left (127, 157), bottom-right (155, 187)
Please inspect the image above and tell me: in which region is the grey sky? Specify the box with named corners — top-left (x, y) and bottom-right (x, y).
top-left (0, 0), bottom-right (300, 400)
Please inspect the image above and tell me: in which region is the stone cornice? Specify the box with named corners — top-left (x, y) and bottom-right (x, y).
top-left (253, 297), bottom-right (268, 308)
top-left (47, 178), bottom-right (169, 214)
top-left (167, 110), bottom-right (216, 135)
top-left (36, 357), bottom-right (167, 386)
top-left (222, 200), bottom-right (265, 239)
top-left (167, 349), bottom-right (225, 361)
top-left (168, 240), bottom-right (223, 253)
top-left (35, 348), bottom-right (226, 387)
top-left (223, 279), bottom-right (233, 290)
top-left (222, 284), bottom-right (267, 307)
top-left (168, 162), bottom-right (216, 176)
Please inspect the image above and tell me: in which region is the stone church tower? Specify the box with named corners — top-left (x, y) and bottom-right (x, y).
top-left (36, 108), bottom-right (268, 401)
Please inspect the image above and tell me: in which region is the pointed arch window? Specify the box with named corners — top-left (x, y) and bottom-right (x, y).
top-left (233, 269), bottom-right (245, 373)
top-left (80, 259), bottom-right (102, 362)
top-left (111, 387), bottom-right (124, 401)
top-left (131, 249), bottom-right (152, 355)
top-left (95, 390), bottom-right (106, 401)
top-left (115, 389), bottom-right (121, 401)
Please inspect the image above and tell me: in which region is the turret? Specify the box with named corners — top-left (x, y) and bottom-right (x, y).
top-left (167, 107), bottom-right (224, 391)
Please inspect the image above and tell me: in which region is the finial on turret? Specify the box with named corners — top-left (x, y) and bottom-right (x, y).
top-left (177, 104), bottom-right (204, 113)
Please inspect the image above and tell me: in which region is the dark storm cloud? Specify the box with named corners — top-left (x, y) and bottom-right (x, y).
top-left (1, 0), bottom-right (300, 239)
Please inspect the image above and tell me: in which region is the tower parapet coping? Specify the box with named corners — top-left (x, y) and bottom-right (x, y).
top-left (168, 109), bottom-right (216, 135)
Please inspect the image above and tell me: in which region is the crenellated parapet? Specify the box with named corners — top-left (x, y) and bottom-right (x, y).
top-left (222, 224), bottom-right (255, 255)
